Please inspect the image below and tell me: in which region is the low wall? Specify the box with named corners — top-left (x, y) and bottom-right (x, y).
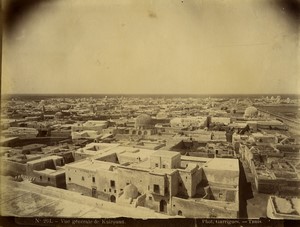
top-left (9, 180), bottom-right (168, 218)
top-left (134, 194), bottom-right (146, 207)
top-left (256, 177), bottom-right (300, 194)
top-left (1, 160), bottom-right (27, 176)
top-left (171, 197), bottom-right (238, 218)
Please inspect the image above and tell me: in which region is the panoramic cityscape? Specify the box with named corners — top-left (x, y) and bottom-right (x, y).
top-left (1, 0), bottom-right (299, 223)
top-left (1, 94), bottom-right (299, 219)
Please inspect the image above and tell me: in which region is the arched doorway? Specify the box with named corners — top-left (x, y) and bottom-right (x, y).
top-left (110, 195), bottom-right (116, 203)
top-left (178, 210), bottom-right (183, 216)
top-left (159, 200), bottom-right (167, 213)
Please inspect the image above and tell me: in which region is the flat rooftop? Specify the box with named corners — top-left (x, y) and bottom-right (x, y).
top-left (204, 158), bottom-right (239, 171)
top-left (66, 159), bottom-right (117, 171)
top-left (150, 167), bottom-right (178, 176)
top-left (27, 155), bottom-right (63, 165)
top-left (181, 155), bottom-right (211, 163)
top-left (81, 142), bottom-right (119, 152)
top-left (36, 168), bottom-right (65, 175)
top-left (272, 196), bottom-right (300, 215)
top-left (151, 150), bottom-right (181, 158)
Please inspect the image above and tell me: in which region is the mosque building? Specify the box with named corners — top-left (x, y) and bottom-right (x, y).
top-left (129, 114), bottom-right (157, 136)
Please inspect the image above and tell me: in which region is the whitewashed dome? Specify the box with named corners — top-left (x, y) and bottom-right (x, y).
top-left (123, 184), bottom-right (139, 199)
top-left (244, 106), bottom-right (258, 118)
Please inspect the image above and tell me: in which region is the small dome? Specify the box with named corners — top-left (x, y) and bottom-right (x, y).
top-left (123, 184), bottom-right (139, 199)
top-left (170, 118), bottom-right (182, 127)
top-left (55, 112), bottom-right (63, 118)
top-left (156, 112), bottom-right (168, 119)
top-left (135, 114), bottom-right (152, 128)
top-left (244, 106), bottom-right (258, 118)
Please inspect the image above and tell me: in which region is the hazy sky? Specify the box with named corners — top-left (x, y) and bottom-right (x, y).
top-left (2, 0), bottom-right (299, 94)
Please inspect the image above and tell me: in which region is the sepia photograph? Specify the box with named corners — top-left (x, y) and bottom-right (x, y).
top-left (1, 0), bottom-right (300, 226)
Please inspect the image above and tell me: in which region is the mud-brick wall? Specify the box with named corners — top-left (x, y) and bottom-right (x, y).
top-left (135, 194), bottom-right (146, 207)
top-left (96, 153), bottom-right (118, 163)
top-left (67, 183), bottom-right (92, 196)
top-left (144, 193), bottom-right (160, 212)
top-left (117, 167), bottom-right (149, 194)
top-left (171, 197), bottom-right (238, 218)
top-left (255, 177), bottom-right (278, 194)
top-left (203, 168), bottom-right (239, 187)
top-left (144, 193), bottom-right (170, 213)
top-left (1, 160), bottom-right (27, 176)
top-left (66, 166), bottom-right (97, 191)
top-left (31, 171), bottom-right (66, 189)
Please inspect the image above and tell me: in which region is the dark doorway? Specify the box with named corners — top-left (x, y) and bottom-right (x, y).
top-left (110, 195), bottom-right (116, 203)
top-left (178, 210), bottom-right (183, 216)
top-left (159, 200), bottom-right (167, 213)
top-left (92, 187), bottom-right (97, 198)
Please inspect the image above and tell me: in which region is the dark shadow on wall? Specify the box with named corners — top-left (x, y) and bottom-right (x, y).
top-left (238, 159), bottom-right (254, 218)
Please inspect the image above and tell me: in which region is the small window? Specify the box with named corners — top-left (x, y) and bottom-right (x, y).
top-left (179, 182), bottom-right (182, 187)
top-left (114, 190), bottom-right (116, 193)
top-left (154, 184), bottom-right (160, 193)
top-left (149, 196), bottom-right (152, 200)
top-left (48, 177), bottom-right (50, 182)
top-left (92, 177), bottom-right (95, 183)
top-left (68, 177), bottom-right (71, 181)
top-left (104, 189), bottom-right (106, 192)
top-left (155, 163), bottom-right (158, 167)
top-left (162, 164), bottom-right (166, 168)
top-left (109, 189), bottom-right (111, 192)
top-left (120, 189), bottom-right (123, 191)
top-left (40, 176), bottom-right (42, 180)
top-left (126, 182), bottom-right (130, 185)
top-left (82, 176), bottom-right (85, 181)
top-left (110, 180), bottom-right (115, 187)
